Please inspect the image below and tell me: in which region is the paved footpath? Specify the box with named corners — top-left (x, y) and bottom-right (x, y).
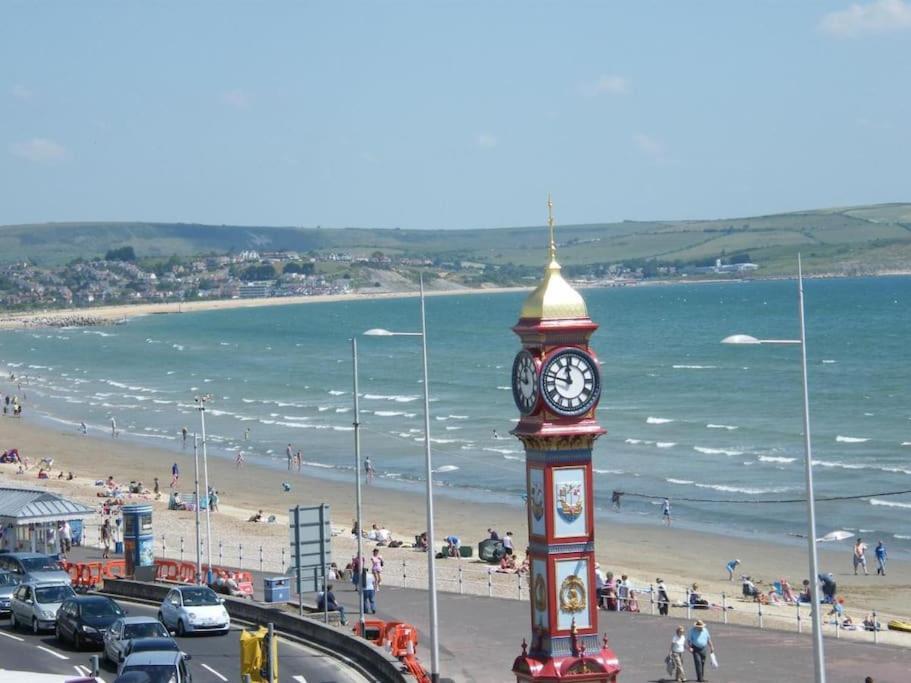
top-left (68, 546), bottom-right (910, 682)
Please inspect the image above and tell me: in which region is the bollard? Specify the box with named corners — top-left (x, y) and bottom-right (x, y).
top-left (686, 589), bottom-right (692, 620)
top-left (239, 543), bottom-right (244, 569)
top-left (218, 540), bottom-right (223, 565)
top-left (281, 547), bottom-right (286, 574)
top-left (758, 601), bottom-right (763, 629)
top-left (488, 570), bottom-right (493, 597)
top-left (797, 602), bottom-right (802, 633)
top-left (835, 618), bottom-right (840, 640)
top-left (162, 535), bottom-right (167, 558)
top-left (458, 566), bottom-right (464, 595)
top-left (179, 536), bottom-right (184, 562)
top-left (243, 676), bottom-right (252, 683)
top-left (649, 584), bottom-right (655, 615)
top-left (873, 610), bottom-right (878, 644)
top-left (402, 560), bottom-right (407, 589)
top-left (259, 545), bottom-right (264, 573)
top-left (517, 572), bottom-right (522, 600)
top-left (722, 593), bottom-right (728, 625)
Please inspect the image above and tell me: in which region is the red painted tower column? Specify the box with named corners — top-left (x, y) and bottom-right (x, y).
top-left (511, 197), bottom-right (620, 682)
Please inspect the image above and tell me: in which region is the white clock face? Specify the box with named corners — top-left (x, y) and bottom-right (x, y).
top-left (512, 350), bottom-right (539, 415)
top-left (540, 349), bottom-right (601, 417)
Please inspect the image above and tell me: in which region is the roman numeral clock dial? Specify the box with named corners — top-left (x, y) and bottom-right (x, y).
top-left (511, 349), bottom-right (539, 415)
top-left (540, 348), bottom-right (601, 417)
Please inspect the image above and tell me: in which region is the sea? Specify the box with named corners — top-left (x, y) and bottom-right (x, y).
top-left (1, 277), bottom-right (909, 553)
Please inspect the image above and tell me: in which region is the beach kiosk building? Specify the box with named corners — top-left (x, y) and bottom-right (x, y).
top-left (0, 486), bottom-right (93, 554)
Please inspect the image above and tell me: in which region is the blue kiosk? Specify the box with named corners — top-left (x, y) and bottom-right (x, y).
top-left (122, 503), bottom-right (154, 578)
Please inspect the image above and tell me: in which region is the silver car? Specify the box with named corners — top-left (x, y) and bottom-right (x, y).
top-left (102, 616), bottom-right (172, 665)
top-left (0, 569), bottom-right (22, 616)
top-left (10, 581), bottom-right (76, 633)
top-left (0, 552), bottom-right (71, 585)
top-left (119, 649), bottom-right (193, 683)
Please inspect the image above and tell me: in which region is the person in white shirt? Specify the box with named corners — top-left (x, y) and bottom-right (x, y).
top-left (669, 625), bottom-right (687, 682)
top-left (503, 531), bottom-right (514, 554)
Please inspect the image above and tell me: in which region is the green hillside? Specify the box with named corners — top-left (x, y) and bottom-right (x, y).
top-left (2, 203), bottom-right (910, 276)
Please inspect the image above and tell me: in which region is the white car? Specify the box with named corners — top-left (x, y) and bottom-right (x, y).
top-left (157, 586), bottom-right (230, 636)
top-left (10, 581), bottom-right (76, 633)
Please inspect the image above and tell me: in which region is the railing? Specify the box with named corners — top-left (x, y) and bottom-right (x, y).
top-left (78, 522), bottom-right (895, 646)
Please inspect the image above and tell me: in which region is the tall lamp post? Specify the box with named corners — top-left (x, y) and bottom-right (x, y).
top-left (192, 435), bottom-right (202, 584)
top-left (721, 255), bottom-right (825, 683)
top-left (350, 337), bottom-right (366, 635)
top-left (363, 275), bottom-right (440, 683)
top-left (194, 394), bottom-right (214, 585)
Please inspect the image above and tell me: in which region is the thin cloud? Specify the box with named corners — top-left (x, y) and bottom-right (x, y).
top-left (10, 84), bottom-right (34, 101)
top-left (820, 0), bottom-right (911, 37)
top-left (633, 133), bottom-right (667, 164)
top-left (580, 74), bottom-right (628, 97)
top-left (477, 133), bottom-right (498, 149)
top-left (221, 89), bottom-right (251, 109)
top-left (10, 138), bottom-right (68, 164)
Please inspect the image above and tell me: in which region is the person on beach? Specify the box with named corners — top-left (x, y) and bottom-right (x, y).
top-left (371, 548), bottom-right (384, 589)
top-left (610, 490), bottom-right (622, 510)
top-left (503, 530), bottom-right (514, 555)
top-left (249, 509), bottom-right (263, 523)
top-left (487, 528), bottom-right (500, 541)
top-left (364, 456), bottom-right (375, 481)
top-left (208, 487), bottom-right (219, 511)
top-left (445, 535), bottom-right (461, 557)
top-left (295, 449), bottom-right (302, 472)
top-left (244, 427), bottom-right (250, 441)
top-left (235, 450), bottom-right (245, 468)
top-left (101, 519), bottom-right (112, 559)
top-left (80, 421), bottom-right (87, 435)
top-left (111, 417), bottom-right (117, 438)
top-left (686, 619), bottom-right (714, 683)
top-left (662, 498), bottom-right (672, 526)
top-left (875, 540), bottom-right (887, 576)
top-left (725, 558), bottom-right (741, 581)
top-left (362, 568), bottom-right (377, 614)
top-left (669, 625), bottom-right (688, 682)
top-left (170, 462), bottom-right (179, 487)
top-left (153, 477), bottom-right (161, 500)
top-left (181, 426), bottom-right (188, 448)
top-left (286, 444), bottom-right (293, 470)
top-left (853, 538), bottom-right (868, 576)
top-left (657, 578), bottom-right (670, 616)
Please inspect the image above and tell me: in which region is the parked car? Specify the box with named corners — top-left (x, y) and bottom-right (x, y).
top-left (118, 649), bottom-right (192, 682)
top-left (157, 586), bottom-right (230, 636)
top-left (10, 581), bottom-right (76, 633)
top-left (0, 552), bottom-right (71, 585)
top-left (0, 569), bottom-right (22, 616)
top-left (56, 595), bottom-right (125, 650)
top-left (103, 616), bottom-right (173, 665)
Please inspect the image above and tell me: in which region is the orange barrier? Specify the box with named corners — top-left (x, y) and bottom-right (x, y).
top-left (155, 559), bottom-right (181, 582)
top-left (103, 559), bottom-right (127, 579)
top-left (353, 619), bottom-right (388, 646)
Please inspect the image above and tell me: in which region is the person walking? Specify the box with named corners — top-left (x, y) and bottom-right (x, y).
top-left (853, 538), bottom-right (868, 576)
top-left (295, 449), bottom-right (302, 472)
top-left (181, 426), bottom-right (188, 448)
top-left (170, 462), bottom-right (180, 487)
top-left (657, 578), bottom-right (670, 616)
top-left (371, 548), bottom-right (384, 589)
top-left (101, 519), bottom-right (112, 559)
top-left (80, 421), bottom-right (87, 435)
top-left (725, 559), bottom-right (741, 581)
top-left (686, 620), bottom-right (714, 683)
top-left (669, 625), bottom-right (688, 682)
top-left (362, 569), bottom-right (377, 614)
top-left (875, 540), bottom-right (887, 576)
top-left (111, 417), bottom-right (117, 438)
top-left (662, 498), bottom-right (672, 526)
top-left (286, 443), bottom-right (293, 471)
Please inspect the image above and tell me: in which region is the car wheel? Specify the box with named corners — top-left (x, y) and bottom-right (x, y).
top-left (32, 618), bottom-right (39, 635)
top-left (176, 619), bottom-right (186, 637)
top-left (74, 632), bottom-right (82, 651)
top-left (55, 624), bottom-right (64, 642)
top-left (10, 613), bottom-right (17, 630)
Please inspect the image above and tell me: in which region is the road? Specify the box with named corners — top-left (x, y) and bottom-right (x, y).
top-left (0, 599), bottom-right (368, 683)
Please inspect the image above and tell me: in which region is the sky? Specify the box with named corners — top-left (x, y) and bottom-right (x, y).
top-left (1, 1), bottom-right (909, 230)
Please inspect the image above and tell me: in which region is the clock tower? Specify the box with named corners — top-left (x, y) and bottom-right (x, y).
top-left (510, 197), bottom-right (620, 682)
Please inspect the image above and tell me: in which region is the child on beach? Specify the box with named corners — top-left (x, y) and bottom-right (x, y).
top-left (170, 462), bottom-right (179, 487)
top-left (371, 548), bottom-right (384, 589)
top-left (235, 450), bottom-right (246, 468)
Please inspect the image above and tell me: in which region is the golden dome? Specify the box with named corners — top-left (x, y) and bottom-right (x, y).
top-left (519, 196), bottom-right (589, 320)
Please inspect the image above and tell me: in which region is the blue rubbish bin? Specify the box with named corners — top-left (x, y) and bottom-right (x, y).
top-left (122, 504), bottom-right (154, 577)
top-left (263, 577), bottom-right (290, 603)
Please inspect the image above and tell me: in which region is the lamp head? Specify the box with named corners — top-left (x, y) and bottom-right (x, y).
top-left (363, 328), bottom-right (394, 336)
top-left (721, 334), bottom-right (761, 345)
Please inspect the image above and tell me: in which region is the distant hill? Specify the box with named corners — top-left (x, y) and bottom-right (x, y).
top-left (2, 203), bottom-right (911, 276)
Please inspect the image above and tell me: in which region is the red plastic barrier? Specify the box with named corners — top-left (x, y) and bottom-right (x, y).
top-left (103, 559), bottom-right (127, 579)
top-left (155, 559), bottom-right (181, 582)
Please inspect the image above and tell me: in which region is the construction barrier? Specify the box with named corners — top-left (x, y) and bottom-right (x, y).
top-left (352, 620), bottom-right (428, 683)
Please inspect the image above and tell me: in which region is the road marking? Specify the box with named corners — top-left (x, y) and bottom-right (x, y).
top-left (0, 631), bottom-right (24, 642)
top-left (293, 676), bottom-right (308, 683)
top-left (37, 645), bottom-right (69, 660)
top-left (74, 665), bottom-right (88, 676)
top-left (201, 663), bottom-right (228, 681)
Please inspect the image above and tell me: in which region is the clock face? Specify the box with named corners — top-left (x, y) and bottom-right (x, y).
top-left (540, 348), bottom-right (601, 417)
top-left (511, 350), bottom-right (539, 415)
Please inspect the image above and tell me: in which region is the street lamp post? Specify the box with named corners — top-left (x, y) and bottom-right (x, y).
top-left (194, 394), bottom-right (214, 585)
top-left (363, 274), bottom-right (440, 683)
top-left (721, 255), bottom-right (825, 683)
top-left (193, 435), bottom-right (202, 584)
top-left (351, 337), bottom-right (366, 635)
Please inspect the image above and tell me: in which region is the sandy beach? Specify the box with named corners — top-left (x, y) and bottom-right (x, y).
top-left (2, 415), bottom-right (910, 647)
top-left (0, 286), bottom-right (531, 329)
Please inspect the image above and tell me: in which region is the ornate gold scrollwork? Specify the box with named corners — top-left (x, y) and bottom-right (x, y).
top-left (559, 574), bottom-right (586, 613)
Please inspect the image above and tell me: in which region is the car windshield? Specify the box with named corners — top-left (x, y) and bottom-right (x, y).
top-left (180, 587), bottom-right (219, 606)
top-left (121, 664), bottom-right (178, 683)
top-left (0, 573), bottom-right (20, 587)
top-left (82, 599), bottom-right (123, 618)
top-left (21, 557), bottom-right (60, 572)
top-left (35, 585), bottom-right (75, 603)
top-left (124, 622), bottom-right (170, 639)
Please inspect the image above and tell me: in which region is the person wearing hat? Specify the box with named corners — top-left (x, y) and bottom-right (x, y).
top-left (668, 625), bottom-right (688, 682)
top-left (656, 578), bottom-right (670, 616)
top-left (686, 619), bottom-right (715, 682)
top-left (725, 558), bottom-right (741, 581)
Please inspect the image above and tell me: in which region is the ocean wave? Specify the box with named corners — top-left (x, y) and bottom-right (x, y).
top-left (695, 483), bottom-right (794, 495)
top-left (335, 407), bottom-right (351, 413)
top-left (758, 455), bottom-right (796, 464)
top-left (302, 460), bottom-right (334, 469)
top-left (433, 465), bottom-right (459, 473)
top-left (822, 359), bottom-right (837, 364)
top-left (332, 426), bottom-right (354, 432)
top-left (870, 499), bottom-right (911, 509)
top-left (482, 447), bottom-right (521, 455)
top-left (374, 410), bottom-right (405, 417)
top-left (672, 364), bottom-right (717, 370)
top-left (812, 459), bottom-right (865, 470)
top-left (593, 468), bottom-right (624, 475)
top-left (894, 534), bottom-right (911, 540)
top-left (901, 442), bottom-right (911, 447)
top-left (707, 424), bottom-right (738, 431)
top-left (449, 415), bottom-right (469, 420)
top-left (656, 442), bottom-right (676, 448)
top-left (445, 426), bottom-right (462, 431)
top-left (666, 478), bottom-right (694, 485)
top-left (646, 417), bottom-right (673, 424)
top-left (503, 454), bottom-right (524, 461)
top-left (282, 415), bottom-right (308, 421)
top-left (430, 438), bottom-right (458, 444)
top-left (83, 330), bottom-right (115, 337)
top-left (318, 406), bottom-right (331, 412)
top-left (836, 435), bottom-right (869, 443)
top-left (694, 447), bottom-right (743, 456)
top-left (624, 438), bottom-right (654, 445)
top-left (328, 390), bottom-right (345, 396)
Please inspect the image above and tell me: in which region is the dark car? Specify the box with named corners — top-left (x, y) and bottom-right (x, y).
top-left (56, 595), bottom-right (125, 650)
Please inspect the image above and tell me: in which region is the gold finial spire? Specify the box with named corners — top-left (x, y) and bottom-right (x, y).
top-left (547, 193), bottom-right (557, 263)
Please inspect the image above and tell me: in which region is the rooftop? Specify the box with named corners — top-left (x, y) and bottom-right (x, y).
top-left (0, 486), bottom-right (94, 525)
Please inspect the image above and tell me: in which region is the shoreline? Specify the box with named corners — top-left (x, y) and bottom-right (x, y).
top-left (2, 413), bottom-right (910, 638)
